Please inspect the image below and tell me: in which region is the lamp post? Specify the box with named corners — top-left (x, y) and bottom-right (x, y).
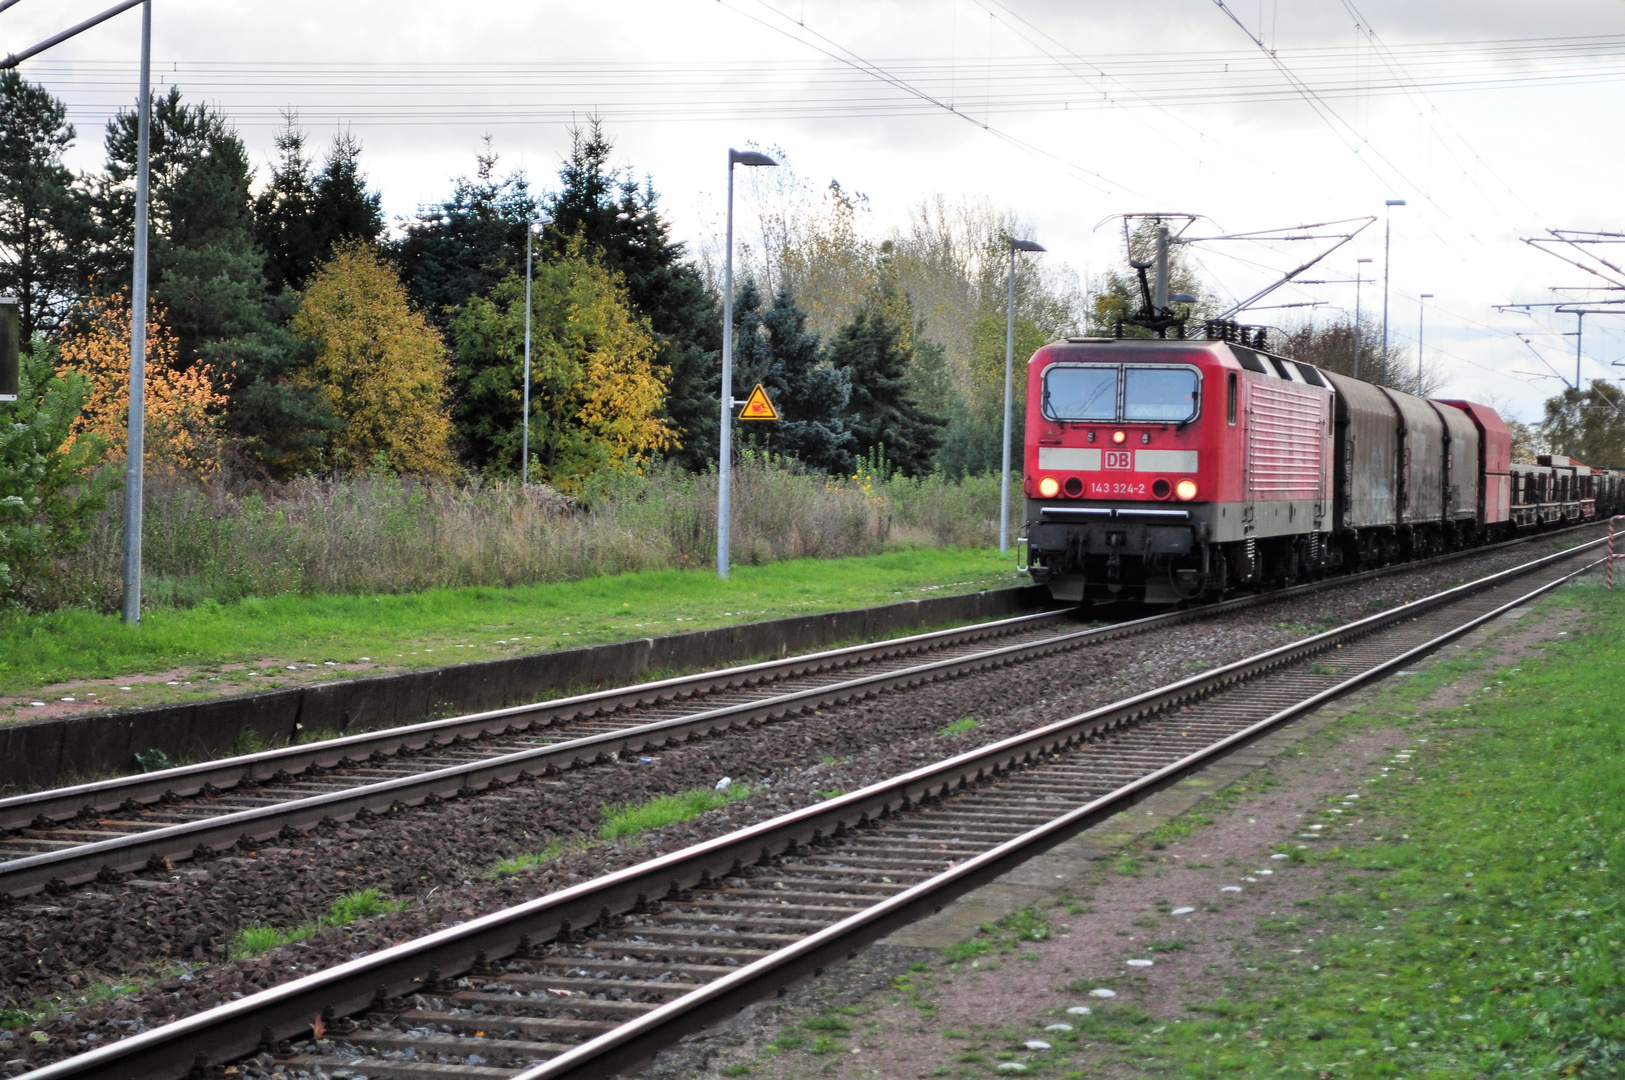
top-left (121, 0), bottom-right (152, 625)
top-left (1417, 292), bottom-right (1433, 390)
top-left (521, 213), bottom-right (554, 487)
top-left (1000, 237), bottom-right (1046, 554)
top-left (1380, 199), bottom-right (1405, 387)
top-left (1353, 257), bottom-right (1372, 378)
top-left (718, 148), bottom-right (778, 580)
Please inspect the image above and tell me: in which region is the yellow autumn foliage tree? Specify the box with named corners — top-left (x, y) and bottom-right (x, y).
top-left (448, 236), bottom-right (674, 490)
top-left (293, 240), bottom-right (456, 475)
top-left (58, 290), bottom-right (227, 477)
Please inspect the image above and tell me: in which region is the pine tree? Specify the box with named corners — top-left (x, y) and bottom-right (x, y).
top-left (253, 117), bottom-right (322, 294)
top-left (543, 120), bottom-right (721, 470)
top-left (826, 295), bottom-right (946, 477)
top-left (0, 72), bottom-right (91, 339)
top-left (313, 131), bottom-right (383, 256)
top-left (730, 282), bottom-right (855, 474)
top-left (390, 139), bottom-right (538, 326)
top-left (254, 120), bottom-right (384, 295)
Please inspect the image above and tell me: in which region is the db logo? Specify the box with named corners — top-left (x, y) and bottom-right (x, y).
top-left (1104, 450), bottom-right (1132, 470)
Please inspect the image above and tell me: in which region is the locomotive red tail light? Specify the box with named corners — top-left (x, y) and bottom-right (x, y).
top-left (1175, 479), bottom-right (1198, 501)
top-left (1111, 430), bottom-right (1127, 444)
top-left (1038, 476), bottom-right (1060, 497)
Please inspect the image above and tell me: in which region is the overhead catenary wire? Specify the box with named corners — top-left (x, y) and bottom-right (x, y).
top-left (1336, 0), bottom-right (1545, 223)
top-left (722, 0), bottom-right (1145, 198)
top-left (18, 32), bottom-right (1625, 128)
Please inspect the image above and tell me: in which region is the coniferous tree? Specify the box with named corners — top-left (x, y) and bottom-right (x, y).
top-left (826, 295), bottom-right (946, 476)
top-left (92, 88), bottom-right (337, 475)
top-left (313, 131), bottom-right (383, 255)
top-left (253, 118), bottom-right (322, 294)
top-left (730, 282), bottom-right (855, 474)
top-left (0, 72), bottom-right (92, 339)
top-left (391, 140), bottom-right (538, 326)
top-left (255, 122), bottom-right (385, 295)
top-left (543, 120), bottom-right (721, 470)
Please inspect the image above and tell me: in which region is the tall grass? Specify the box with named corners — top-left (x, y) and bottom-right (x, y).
top-left (40, 454), bottom-right (1007, 612)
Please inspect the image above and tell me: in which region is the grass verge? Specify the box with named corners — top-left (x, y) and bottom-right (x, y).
top-left (0, 545), bottom-right (1019, 705)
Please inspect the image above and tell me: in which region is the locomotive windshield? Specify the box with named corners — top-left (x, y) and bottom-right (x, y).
top-left (1043, 363), bottom-right (1200, 423)
top-left (1124, 367), bottom-right (1199, 423)
top-left (1043, 365), bottom-right (1117, 420)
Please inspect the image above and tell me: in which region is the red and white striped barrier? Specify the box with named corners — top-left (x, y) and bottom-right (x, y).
top-left (1611, 516), bottom-right (1625, 590)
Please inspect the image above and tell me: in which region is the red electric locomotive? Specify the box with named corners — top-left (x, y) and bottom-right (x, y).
top-left (1019, 333), bottom-right (1518, 604)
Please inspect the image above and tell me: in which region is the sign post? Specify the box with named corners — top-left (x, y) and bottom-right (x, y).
top-left (0, 297), bottom-right (17, 402)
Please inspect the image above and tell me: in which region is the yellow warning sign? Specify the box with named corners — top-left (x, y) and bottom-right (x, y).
top-left (738, 383), bottom-right (779, 421)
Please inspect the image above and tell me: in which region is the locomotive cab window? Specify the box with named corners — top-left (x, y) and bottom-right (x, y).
top-left (1123, 366), bottom-right (1200, 423)
top-left (1226, 372), bottom-right (1237, 425)
top-left (1043, 365), bottom-right (1118, 421)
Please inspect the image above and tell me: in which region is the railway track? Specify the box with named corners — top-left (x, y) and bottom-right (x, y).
top-left (18, 536), bottom-right (1607, 1080)
top-left (0, 526), bottom-right (1596, 901)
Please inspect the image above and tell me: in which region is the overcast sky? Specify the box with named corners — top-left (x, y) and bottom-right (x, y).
top-left (7, 0), bottom-right (1625, 422)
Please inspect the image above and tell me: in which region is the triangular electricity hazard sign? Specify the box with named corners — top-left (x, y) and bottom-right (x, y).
top-left (738, 383), bottom-right (779, 420)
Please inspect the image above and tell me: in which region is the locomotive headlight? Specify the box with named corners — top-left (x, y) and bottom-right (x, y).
top-left (1111, 430), bottom-right (1127, 444)
top-left (1175, 479), bottom-right (1199, 501)
top-left (1038, 476), bottom-right (1061, 498)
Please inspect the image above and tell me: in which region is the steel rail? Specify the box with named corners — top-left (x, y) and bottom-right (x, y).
top-left (17, 539), bottom-right (1604, 1080)
top-left (1, 529), bottom-right (1597, 898)
top-left (0, 607), bottom-right (1072, 832)
top-left (3, 521), bottom-right (1594, 839)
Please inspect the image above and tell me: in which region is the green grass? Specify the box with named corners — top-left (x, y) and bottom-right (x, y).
top-left (600, 782), bottom-right (753, 841)
top-left (937, 716), bottom-right (981, 736)
top-left (0, 546), bottom-right (1018, 700)
top-left (1035, 579), bottom-right (1625, 1077)
top-left (227, 887), bottom-right (407, 961)
top-left (487, 838), bottom-right (566, 878)
top-left (943, 907), bottom-right (1052, 963)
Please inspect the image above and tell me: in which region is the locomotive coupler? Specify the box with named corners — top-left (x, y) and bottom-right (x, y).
top-left (1105, 531), bottom-right (1125, 582)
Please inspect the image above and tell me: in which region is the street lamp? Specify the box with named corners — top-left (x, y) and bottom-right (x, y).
top-left (521, 214), bottom-right (555, 487)
top-left (1353, 258), bottom-right (1373, 378)
top-left (718, 148), bottom-right (778, 580)
top-left (120, 0), bottom-right (153, 625)
top-left (1381, 199), bottom-right (1406, 386)
top-left (1000, 237), bottom-right (1046, 554)
top-left (1417, 293), bottom-right (1434, 390)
